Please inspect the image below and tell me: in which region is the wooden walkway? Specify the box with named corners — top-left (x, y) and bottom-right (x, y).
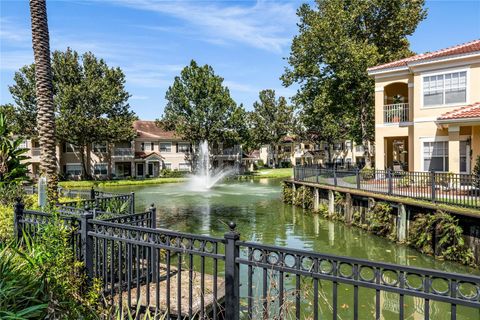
top-left (117, 268), bottom-right (225, 318)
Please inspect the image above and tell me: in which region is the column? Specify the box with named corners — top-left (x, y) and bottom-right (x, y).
top-left (472, 126), bottom-right (480, 166)
top-left (448, 126), bottom-right (461, 173)
top-left (328, 190), bottom-right (335, 216)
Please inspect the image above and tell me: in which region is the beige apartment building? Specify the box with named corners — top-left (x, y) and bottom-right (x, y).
top-left (259, 137), bottom-right (368, 168)
top-left (368, 39), bottom-right (480, 173)
top-left (24, 120), bottom-right (245, 180)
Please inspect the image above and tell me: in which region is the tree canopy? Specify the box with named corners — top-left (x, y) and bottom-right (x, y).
top-left (8, 48), bottom-right (137, 178)
top-left (248, 89), bottom-right (295, 167)
top-left (282, 0), bottom-right (427, 165)
top-left (159, 60), bottom-right (247, 148)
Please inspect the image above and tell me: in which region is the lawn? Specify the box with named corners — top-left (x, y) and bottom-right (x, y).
top-left (59, 177), bottom-right (188, 188)
top-left (240, 168), bottom-right (293, 179)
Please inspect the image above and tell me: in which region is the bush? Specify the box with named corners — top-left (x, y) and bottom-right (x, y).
top-left (282, 183), bottom-right (294, 204)
top-left (367, 202), bottom-right (396, 240)
top-left (409, 211), bottom-right (475, 266)
top-left (0, 221), bottom-right (102, 319)
top-left (473, 155), bottom-right (480, 189)
top-left (360, 167), bottom-right (374, 180)
top-left (160, 169), bottom-right (188, 178)
top-left (0, 205), bottom-right (13, 243)
top-left (256, 160), bottom-right (265, 168)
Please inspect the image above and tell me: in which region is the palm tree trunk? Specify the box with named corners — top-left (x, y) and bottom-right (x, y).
top-left (29, 0), bottom-right (58, 202)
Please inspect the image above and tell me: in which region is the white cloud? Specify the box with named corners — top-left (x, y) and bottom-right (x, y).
top-left (109, 0), bottom-right (297, 53)
top-left (0, 17), bottom-right (30, 44)
top-left (224, 80), bottom-right (258, 93)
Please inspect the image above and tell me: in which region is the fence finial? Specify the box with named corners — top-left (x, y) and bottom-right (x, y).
top-left (228, 221), bottom-right (236, 231)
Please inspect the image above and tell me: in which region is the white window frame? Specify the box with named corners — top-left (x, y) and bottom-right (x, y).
top-left (178, 163), bottom-right (190, 171)
top-left (163, 162), bottom-right (172, 170)
top-left (19, 140), bottom-right (28, 149)
top-left (420, 67), bottom-right (469, 109)
top-left (93, 163), bottom-right (108, 175)
top-left (177, 143), bottom-right (190, 153)
top-left (419, 136), bottom-right (470, 172)
top-left (160, 142), bottom-right (172, 153)
top-left (93, 142), bottom-right (107, 153)
top-left (65, 163), bottom-right (82, 176)
top-left (144, 141), bottom-right (154, 152)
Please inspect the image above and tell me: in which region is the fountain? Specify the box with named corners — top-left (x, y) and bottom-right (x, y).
top-left (187, 140), bottom-right (235, 191)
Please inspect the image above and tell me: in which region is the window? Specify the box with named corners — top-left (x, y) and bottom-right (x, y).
top-left (460, 141), bottom-right (468, 173)
top-left (178, 163), bottom-right (190, 171)
top-left (63, 142), bottom-right (75, 153)
top-left (333, 143), bottom-right (343, 151)
top-left (283, 146), bottom-right (291, 153)
top-left (144, 142), bottom-right (154, 152)
top-left (65, 164), bottom-right (82, 176)
top-left (19, 140), bottom-right (28, 149)
top-left (423, 71), bottom-right (466, 106)
top-left (94, 163), bottom-right (108, 175)
top-left (423, 141), bottom-right (449, 172)
top-left (160, 142), bottom-right (172, 152)
top-left (177, 143), bottom-right (190, 153)
top-left (93, 143), bottom-right (107, 153)
top-left (345, 141), bottom-right (352, 149)
top-left (163, 162), bottom-right (172, 170)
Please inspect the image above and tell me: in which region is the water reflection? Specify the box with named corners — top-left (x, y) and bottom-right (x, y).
top-left (101, 179), bottom-right (479, 319)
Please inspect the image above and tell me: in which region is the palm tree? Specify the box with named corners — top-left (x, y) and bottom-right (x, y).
top-left (29, 0), bottom-right (58, 202)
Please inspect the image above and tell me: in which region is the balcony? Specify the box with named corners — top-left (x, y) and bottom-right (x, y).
top-left (113, 148), bottom-right (134, 160)
top-left (383, 103), bottom-right (409, 123)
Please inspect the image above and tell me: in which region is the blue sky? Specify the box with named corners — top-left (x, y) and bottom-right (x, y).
top-left (1, 0), bottom-right (479, 120)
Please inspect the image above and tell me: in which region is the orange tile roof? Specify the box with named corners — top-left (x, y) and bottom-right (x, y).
top-left (368, 39), bottom-right (480, 72)
top-left (133, 120), bottom-right (180, 140)
top-left (438, 102), bottom-right (480, 121)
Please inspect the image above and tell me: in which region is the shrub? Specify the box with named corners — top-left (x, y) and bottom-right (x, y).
top-left (367, 202), bottom-right (396, 240)
top-left (160, 169), bottom-right (188, 178)
top-left (0, 221), bottom-right (102, 319)
top-left (0, 205), bottom-right (13, 242)
top-left (409, 211), bottom-right (475, 266)
top-left (292, 186), bottom-right (314, 209)
top-left (360, 167), bottom-right (374, 180)
top-left (282, 183), bottom-right (294, 204)
top-left (473, 155), bottom-right (480, 189)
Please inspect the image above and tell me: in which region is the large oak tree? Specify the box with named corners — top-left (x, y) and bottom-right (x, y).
top-left (8, 49), bottom-right (137, 179)
top-left (282, 0), bottom-right (427, 167)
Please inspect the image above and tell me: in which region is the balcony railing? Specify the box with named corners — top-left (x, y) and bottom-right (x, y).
top-left (383, 103), bottom-right (409, 123)
top-left (113, 148), bottom-right (134, 157)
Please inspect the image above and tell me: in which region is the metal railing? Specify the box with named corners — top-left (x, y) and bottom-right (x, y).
top-left (384, 103), bottom-right (409, 123)
top-left (13, 199), bottom-right (480, 319)
top-left (113, 148), bottom-right (134, 157)
top-left (294, 166), bottom-right (480, 209)
top-left (31, 147), bottom-right (41, 156)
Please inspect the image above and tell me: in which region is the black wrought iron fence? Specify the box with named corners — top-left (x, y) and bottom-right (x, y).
top-left (13, 201), bottom-right (480, 319)
top-left (294, 166), bottom-right (480, 209)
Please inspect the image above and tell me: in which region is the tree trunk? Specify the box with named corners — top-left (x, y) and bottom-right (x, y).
top-left (29, 0), bottom-right (58, 202)
top-left (271, 144), bottom-right (276, 168)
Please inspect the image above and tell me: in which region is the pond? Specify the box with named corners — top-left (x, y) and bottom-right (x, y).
top-left (101, 178), bottom-right (479, 319)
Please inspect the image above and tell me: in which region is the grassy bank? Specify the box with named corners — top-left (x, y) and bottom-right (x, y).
top-left (59, 177), bottom-right (188, 188)
top-left (238, 168), bottom-right (293, 179)
top-left (58, 168), bottom-right (293, 188)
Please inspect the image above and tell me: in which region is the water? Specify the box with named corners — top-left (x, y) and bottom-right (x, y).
top-left (187, 140), bottom-right (234, 191)
top-left (101, 178), bottom-right (479, 319)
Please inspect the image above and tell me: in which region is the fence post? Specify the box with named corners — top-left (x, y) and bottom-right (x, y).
top-left (316, 167), bottom-right (319, 184)
top-left (90, 187), bottom-right (95, 200)
top-left (14, 198), bottom-right (25, 240)
top-left (387, 168), bottom-right (393, 195)
top-left (333, 167), bottom-right (337, 187)
top-left (224, 221), bottom-right (240, 320)
top-left (130, 192), bottom-right (135, 214)
top-left (356, 167), bottom-right (360, 189)
top-left (80, 211), bottom-right (94, 280)
top-left (149, 203), bottom-right (158, 283)
top-left (430, 170), bottom-right (436, 202)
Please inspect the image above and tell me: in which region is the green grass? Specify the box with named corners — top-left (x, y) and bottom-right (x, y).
top-left (59, 177), bottom-right (188, 188)
top-left (342, 175), bottom-right (357, 185)
top-left (238, 168), bottom-right (293, 179)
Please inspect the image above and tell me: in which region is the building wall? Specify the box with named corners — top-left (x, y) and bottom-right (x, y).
top-left (373, 56), bottom-right (480, 173)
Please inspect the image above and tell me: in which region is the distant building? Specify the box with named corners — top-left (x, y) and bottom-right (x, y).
top-left (368, 39), bottom-right (480, 173)
top-left (24, 120), bottom-right (246, 180)
top-left (259, 137), bottom-right (370, 168)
